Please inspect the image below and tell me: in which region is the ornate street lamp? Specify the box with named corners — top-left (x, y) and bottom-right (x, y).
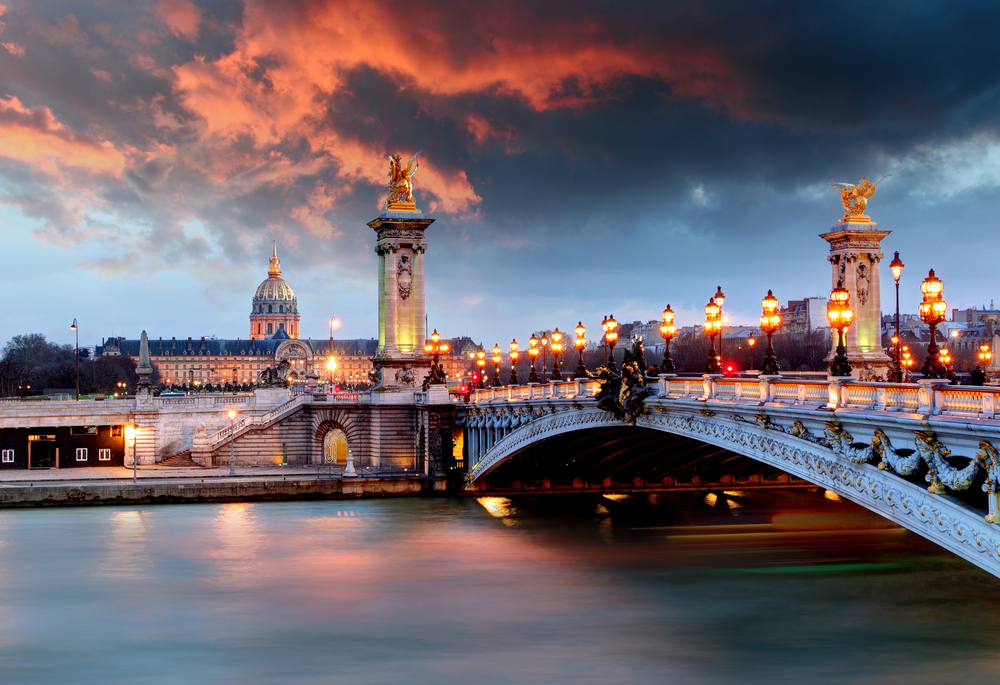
top-left (550, 328), bottom-right (564, 381)
top-left (747, 333), bottom-right (756, 372)
top-left (574, 322), bottom-right (588, 378)
top-left (491, 343), bottom-right (502, 387)
top-left (476, 347), bottom-right (487, 388)
top-left (827, 280), bottom-right (854, 377)
top-left (759, 290), bottom-right (782, 376)
top-left (528, 335), bottom-right (540, 383)
top-left (659, 305), bottom-right (676, 374)
top-left (604, 314), bottom-right (619, 373)
top-left (423, 329), bottom-right (449, 386)
top-left (70, 319), bottom-right (79, 400)
top-left (714, 286), bottom-right (726, 369)
top-left (889, 251), bottom-right (905, 382)
top-left (979, 343), bottom-right (993, 380)
top-left (703, 298), bottom-right (722, 374)
top-left (918, 269), bottom-right (948, 379)
top-left (901, 346), bottom-right (914, 376)
top-left (509, 339), bottom-right (520, 385)
top-left (540, 333), bottom-right (549, 382)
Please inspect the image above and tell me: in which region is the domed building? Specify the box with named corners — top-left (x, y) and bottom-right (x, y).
top-left (250, 243), bottom-right (300, 340)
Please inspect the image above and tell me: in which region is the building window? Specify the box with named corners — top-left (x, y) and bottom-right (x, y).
top-left (98, 449), bottom-right (111, 461)
top-left (267, 323), bottom-right (273, 334)
top-left (111, 426), bottom-right (123, 437)
top-left (1, 450), bottom-right (12, 463)
top-left (76, 448), bottom-right (88, 462)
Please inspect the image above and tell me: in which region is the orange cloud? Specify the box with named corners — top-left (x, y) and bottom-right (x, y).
top-left (2, 41), bottom-right (22, 56)
top-left (156, 0), bottom-right (200, 41)
top-left (0, 95), bottom-right (126, 175)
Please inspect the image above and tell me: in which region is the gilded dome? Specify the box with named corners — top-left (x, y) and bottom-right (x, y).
top-left (253, 244), bottom-right (297, 303)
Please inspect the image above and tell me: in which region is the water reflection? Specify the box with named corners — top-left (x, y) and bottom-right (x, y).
top-left (97, 510), bottom-right (152, 580)
top-left (0, 492), bottom-right (994, 684)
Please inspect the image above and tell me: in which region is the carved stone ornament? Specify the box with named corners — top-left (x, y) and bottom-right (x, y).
top-left (397, 254), bottom-right (413, 300)
top-left (857, 261), bottom-right (869, 306)
top-left (395, 365), bottom-right (415, 387)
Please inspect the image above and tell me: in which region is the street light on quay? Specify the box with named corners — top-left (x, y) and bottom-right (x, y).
top-left (889, 251), bottom-right (905, 382)
top-left (759, 290), bottom-right (782, 376)
top-left (327, 356), bottom-right (336, 390)
top-left (550, 328), bottom-right (564, 381)
top-left (747, 333), bottom-right (756, 372)
top-left (574, 322), bottom-right (588, 378)
top-left (509, 339), bottom-right (520, 385)
top-left (980, 343), bottom-right (993, 380)
top-left (704, 298), bottom-right (722, 374)
top-left (528, 335), bottom-right (540, 383)
top-left (228, 408), bottom-right (237, 476)
top-left (70, 318), bottom-right (79, 400)
top-left (827, 280), bottom-right (854, 377)
top-left (604, 314), bottom-right (619, 373)
top-left (918, 269), bottom-right (948, 379)
top-left (124, 423), bottom-right (137, 486)
top-left (491, 344), bottom-right (502, 387)
top-left (659, 305), bottom-right (676, 375)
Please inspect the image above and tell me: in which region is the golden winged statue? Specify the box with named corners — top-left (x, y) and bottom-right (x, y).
top-left (386, 152), bottom-right (421, 210)
top-left (830, 175), bottom-right (890, 222)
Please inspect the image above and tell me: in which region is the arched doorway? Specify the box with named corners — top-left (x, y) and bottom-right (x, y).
top-left (323, 429), bottom-right (348, 464)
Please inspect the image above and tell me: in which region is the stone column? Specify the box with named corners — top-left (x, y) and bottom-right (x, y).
top-left (821, 222), bottom-right (892, 379)
top-left (413, 244), bottom-right (427, 354)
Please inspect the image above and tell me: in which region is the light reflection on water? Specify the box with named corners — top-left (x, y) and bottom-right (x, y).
top-left (0, 492), bottom-right (994, 684)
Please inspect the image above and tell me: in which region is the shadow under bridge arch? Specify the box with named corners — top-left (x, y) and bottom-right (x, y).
top-left (471, 424), bottom-right (803, 492)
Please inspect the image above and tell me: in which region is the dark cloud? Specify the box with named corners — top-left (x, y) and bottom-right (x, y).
top-left (1, 0), bottom-right (999, 344)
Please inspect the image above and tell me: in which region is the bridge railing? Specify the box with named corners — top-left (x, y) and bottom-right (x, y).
top-left (469, 374), bottom-right (1000, 419)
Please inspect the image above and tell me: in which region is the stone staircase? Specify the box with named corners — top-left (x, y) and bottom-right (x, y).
top-left (158, 450), bottom-right (201, 467)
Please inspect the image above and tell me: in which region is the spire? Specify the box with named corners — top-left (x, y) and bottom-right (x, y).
top-left (268, 240), bottom-right (281, 277)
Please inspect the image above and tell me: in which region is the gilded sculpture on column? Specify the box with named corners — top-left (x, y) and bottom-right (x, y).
top-left (830, 175), bottom-right (890, 222)
top-left (387, 152), bottom-right (421, 210)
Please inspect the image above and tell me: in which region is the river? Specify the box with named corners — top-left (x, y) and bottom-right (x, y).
top-left (0, 489), bottom-right (996, 684)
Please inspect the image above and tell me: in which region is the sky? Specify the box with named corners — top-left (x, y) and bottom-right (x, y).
top-left (1, 0), bottom-right (999, 349)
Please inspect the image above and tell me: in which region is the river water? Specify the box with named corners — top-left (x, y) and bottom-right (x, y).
top-left (0, 490), bottom-right (997, 684)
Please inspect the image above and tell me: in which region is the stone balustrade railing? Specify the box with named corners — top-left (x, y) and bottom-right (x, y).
top-left (468, 374), bottom-right (1000, 420)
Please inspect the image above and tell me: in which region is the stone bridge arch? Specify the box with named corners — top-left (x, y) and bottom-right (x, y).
top-left (310, 408), bottom-right (365, 465)
top-left (466, 406), bottom-right (1000, 578)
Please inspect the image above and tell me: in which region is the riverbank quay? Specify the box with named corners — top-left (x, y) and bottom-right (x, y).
top-left (0, 465), bottom-right (450, 508)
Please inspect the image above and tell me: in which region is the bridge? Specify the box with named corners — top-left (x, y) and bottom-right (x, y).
top-left (460, 374), bottom-right (1000, 578)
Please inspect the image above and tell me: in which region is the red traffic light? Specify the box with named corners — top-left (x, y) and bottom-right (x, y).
top-left (460, 385), bottom-right (468, 393)
top-left (335, 385), bottom-right (341, 392)
top-left (472, 373), bottom-right (479, 381)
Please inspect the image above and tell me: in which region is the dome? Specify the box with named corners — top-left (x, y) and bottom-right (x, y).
top-left (252, 244), bottom-right (297, 303)
top-left (254, 278), bottom-right (296, 302)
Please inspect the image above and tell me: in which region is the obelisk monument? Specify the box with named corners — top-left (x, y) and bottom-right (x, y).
top-left (822, 177), bottom-right (892, 380)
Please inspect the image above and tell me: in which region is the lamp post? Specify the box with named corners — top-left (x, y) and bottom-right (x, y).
top-left (476, 348), bottom-right (486, 388)
top-left (424, 329), bottom-right (449, 385)
top-left (714, 287), bottom-right (726, 370)
top-left (509, 340), bottom-right (520, 385)
top-left (659, 305), bottom-right (676, 375)
top-left (528, 335), bottom-right (540, 383)
top-left (327, 357), bottom-right (336, 391)
top-left (228, 408), bottom-right (236, 475)
top-left (70, 319), bottom-right (79, 400)
top-left (827, 280), bottom-right (854, 377)
top-left (604, 314), bottom-right (619, 373)
top-left (550, 328), bottom-right (564, 381)
top-left (918, 269), bottom-right (948, 379)
top-left (540, 333), bottom-right (549, 382)
top-left (704, 298), bottom-right (722, 374)
top-left (748, 333), bottom-right (756, 372)
top-left (889, 251), bottom-right (904, 382)
top-left (574, 322), bottom-right (587, 378)
top-left (759, 290), bottom-right (782, 376)
top-left (901, 346), bottom-right (913, 377)
top-left (601, 316), bottom-right (609, 367)
top-left (980, 343), bottom-right (993, 381)
top-left (125, 424), bottom-right (137, 486)
top-left (491, 344), bottom-right (502, 387)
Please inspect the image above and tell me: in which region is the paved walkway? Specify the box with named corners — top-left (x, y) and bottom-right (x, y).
top-left (0, 464), bottom-right (424, 484)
